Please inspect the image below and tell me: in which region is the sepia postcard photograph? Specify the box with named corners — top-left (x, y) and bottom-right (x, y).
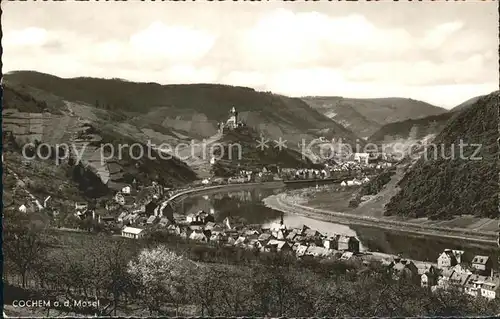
top-left (1, 0), bottom-right (499, 317)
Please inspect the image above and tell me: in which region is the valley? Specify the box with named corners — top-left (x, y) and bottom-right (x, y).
top-left (3, 2), bottom-right (499, 317)
top-left (301, 96), bottom-right (448, 138)
top-left (3, 73), bottom-right (499, 318)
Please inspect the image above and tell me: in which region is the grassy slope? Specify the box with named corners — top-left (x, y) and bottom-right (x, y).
top-left (3, 81), bottom-right (197, 193)
top-left (302, 96), bottom-right (447, 138)
top-left (368, 112), bottom-right (455, 144)
top-left (96, 126), bottom-right (197, 186)
top-left (384, 92), bottom-right (499, 219)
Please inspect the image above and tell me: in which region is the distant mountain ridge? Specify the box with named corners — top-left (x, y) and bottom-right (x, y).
top-left (4, 71), bottom-right (362, 149)
top-left (301, 96), bottom-right (447, 138)
top-left (3, 70), bottom-right (366, 191)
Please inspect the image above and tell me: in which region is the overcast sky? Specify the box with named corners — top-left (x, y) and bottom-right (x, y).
top-left (2, 1), bottom-right (498, 108)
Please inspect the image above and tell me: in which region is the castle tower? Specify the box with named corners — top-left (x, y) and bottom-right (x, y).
top-left (226, 107), bottom-right (238, 129)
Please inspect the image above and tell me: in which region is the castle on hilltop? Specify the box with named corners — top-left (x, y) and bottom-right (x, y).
top-left (219, 107), bottom-right (245, 133)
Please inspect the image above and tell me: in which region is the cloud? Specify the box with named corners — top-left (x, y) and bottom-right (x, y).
top-left (163, 65), bottom-right (219, 83)
top-left (267, 68), bottom-right (346, 96)
top-left (346, 54), bottom-right (492, 85)
top-left (2, 5), bottom-right (497, 109)
top-left (420, 21), bottom-right (464, 50)
top-left (263, 67), bottom-right (496, 108)
top-left (3, 27), bottom-right (48, 46)
top-left (3, 22), bottom-right (218, 83)
top-left (216, 66), bottom-right (495, 108)
top-left (225, 8), bottom-right (497, 107)
top-left (129, 22), bottom-right (216, 63)
top-left (238, 9), bottom-right (414, 70)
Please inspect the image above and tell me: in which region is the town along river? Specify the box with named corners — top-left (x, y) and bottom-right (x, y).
top-left (178, 185), bottom-right (498, 267)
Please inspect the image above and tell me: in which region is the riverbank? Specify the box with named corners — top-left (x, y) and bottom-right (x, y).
top-left (264, 193), bottom-right (497, 246)
top-left (171, 181), bottom-right (284, 200)
top-left (167, 182), bottom-right (496, 246)
top-left (162, 183), bottom-right (439, 268)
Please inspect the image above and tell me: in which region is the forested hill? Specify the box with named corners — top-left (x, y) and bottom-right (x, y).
top-left (4, 71), bottom-right (361, 147)
top-left (384, 91), bottom-right (499, 219)
top-left (211, 126), bottom-right (319, 177)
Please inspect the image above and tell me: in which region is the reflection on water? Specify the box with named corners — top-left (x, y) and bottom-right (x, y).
top-left (180, 186), bottom-right (497, 265)
top-left (180, 187), bottom-right (283, 225)
top-left (182, 188), bottom-right (281, 224)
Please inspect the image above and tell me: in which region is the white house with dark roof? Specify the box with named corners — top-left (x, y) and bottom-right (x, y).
top-left (481, 276), bottom-right (500, 299)
top-left (417, 264), bottom-right (439, 288)
top-left (75, 202), bottom-right (88, 212)
top-left (449, 271), bottom-right (470, 290)
top-left (117, 212), bottom-right (128, 223)
top-left (337, 235), bottom-right (360, 253)
top-left (295, 245), bottom-right (309, 257)
top-left (18, 204), bottom-right (27, 213)
top-left (353, 152), bottom-right (369, 165)
top-left (189, 230), bottom-right (208, 242)
top-left (471, 255), bottom-right (493, 276)
top-left (122, 185), bottom-right (131, 194)
top-left (437, 249), bottom-right (458, 269)
top-left (146, 215), bottom-right (157, 225)
top-left (121, 226), bottom-right (144, 239)
top-left (464, 274), bottom-right (489, 297)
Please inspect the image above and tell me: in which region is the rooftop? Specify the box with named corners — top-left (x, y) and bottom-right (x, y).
top-left (122, 226), bottom-right (144, 235)
top-left (472, 255), bottom-right (490, 264)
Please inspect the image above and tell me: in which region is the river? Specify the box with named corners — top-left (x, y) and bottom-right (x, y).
top-left (178, 185), bottom-right (498, 267)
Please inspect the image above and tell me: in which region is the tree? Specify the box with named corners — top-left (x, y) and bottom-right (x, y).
top-left (188, 265), bottom-right (221, 316)
top-left (251, 253), bottom-right (308, 317)
top-left (127, 245), bottom-right (191, 315)
top-left (32, 234), bottom-right (138, 316)
top-left (93, 236), bottom-right (138, 316)
top-left (3, 210), bottom-right (49, 288)
top-left (188, 265), bottom-right (254, 316)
